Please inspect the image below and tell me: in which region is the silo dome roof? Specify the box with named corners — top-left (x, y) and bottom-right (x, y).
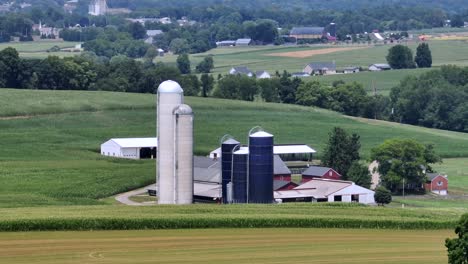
top-left (250, 131), bottom-right (273, 137)
top-left (158, 80), bottom-right (183, 93)
top-left (173, 104), bottom-right (193, 115)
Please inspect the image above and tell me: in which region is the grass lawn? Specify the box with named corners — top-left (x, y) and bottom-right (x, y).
top-left (0, 41), bottom-right (80, 59)
top-left (0, 228), bottom-right (454, 264)
top-left (0, 89), bottom-right (467, 207)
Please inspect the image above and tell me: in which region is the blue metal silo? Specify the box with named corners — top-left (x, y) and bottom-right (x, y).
top-left (248, 131), bottom-right (274, 203)
top-left (221, 138), bottom-right (240, 204)
top-left (232, 148), bottom-right (248, 203)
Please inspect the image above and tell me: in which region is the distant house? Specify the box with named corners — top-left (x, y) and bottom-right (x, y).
top-left (343, 66), bottom-right (360, 74)
top-left (157, 48), bottom-right (165, 56)
top-left (216, 40), bottom-right (236, 47)
top-left (303, 62), bottom-right (336, 75)
top-left (274, 180), bottom-right (298, 191)
top-left (235, 38), bottom-right (252, 46)
top-left (273, 155), bottom-right (292, 181)
top-left (291, 72), bottom-right (310, 78)
top-left (301, 166), bottom-right (342, 183)
top-left (256, 70), bottom-right (271, 79)
top-left (424, 173), bottom-right (448, 195)
top-left (146, 30), bottom-right (163, 37)
top-left (229, 66), bottom-right (253, 77)
top-left (144, 37), bottom-right (154, 44)
top-left (275, 179), bottom-right (375, 204)
top-left (290, 27), bottom-right (325, 39)
top-left (369, 63), bottom-right (391, 71)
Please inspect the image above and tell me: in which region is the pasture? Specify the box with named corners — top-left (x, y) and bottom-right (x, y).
top-left (0, 89), bottom-right (467, 207)
top-left (0, 228), bottom-right (454, 264)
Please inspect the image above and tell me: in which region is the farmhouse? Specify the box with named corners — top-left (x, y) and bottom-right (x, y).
top-left (101, 138), bottom-right (157, 159)
top-left (369, 63), bottom-right (391, 71)
top-left (301, 166), bottom-right (342, 182)
top-left (275, 179), bottom-right (375, 204)
top-left (343, 66), bottom-right (360, 74)
top-left (424, 173), bottom-right (448, 195)
top-left (256, 70), bottom-right (271, 79)
top-left (235, 38), bottom-right (252, 46)
top-left (290, 27), bottom-right (325, 39)
top-left (303, 62), bottom-right (336, 75)
top-left (229, 66), bottom-right (254, 77)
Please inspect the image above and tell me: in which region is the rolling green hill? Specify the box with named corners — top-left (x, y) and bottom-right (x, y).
top-left (0, 89), bottom-right (467, 207)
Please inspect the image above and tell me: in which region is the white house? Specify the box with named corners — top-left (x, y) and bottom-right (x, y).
top-left (229, 66), bottom-right (253, 77)
top-left (88, 0), bottom-right (107, 16)
top-left (343, 66), bottom-right (360, 74)
top-left (100, 138), bottom-right (157, 159)
top-left (303, 62), bottom-right (336, 75)
top-left (256, 70), bottom-right (271, 79)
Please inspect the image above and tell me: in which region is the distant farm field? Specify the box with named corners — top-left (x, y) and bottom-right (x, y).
top-left (0, 41), bottom-right (80, 58)
top-left (0, 228), bottom-right (453, 264)
top-left (0, 89), bottom-right (467, 207)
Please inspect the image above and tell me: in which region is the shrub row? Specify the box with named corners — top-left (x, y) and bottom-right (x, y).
top-left (0, 216), bottom-right (456, 232)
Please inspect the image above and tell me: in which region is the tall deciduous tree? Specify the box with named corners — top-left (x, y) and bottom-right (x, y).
top-left (0, 47), bottom-right (21, 87)
top-left (200, 73), bottom-right (214, 97)
top-left (386, 44), bottom-right (416, 69)
top-left (347, 161), bottom-right (372, 188)
top-left (374, 186), bottom-right (392, 206)
top-left (196, 56), bottom-right (214, 73)
top-left (321, 127), bottom-right (361, 177)
top-left (370, 138), bottom-right (441, 192)
top-left (446, 213), bottom-right (468, 264)
top-left (415, 43), bottom-right (432, 68)
top-left (176, 53), bottom-right (191, 74)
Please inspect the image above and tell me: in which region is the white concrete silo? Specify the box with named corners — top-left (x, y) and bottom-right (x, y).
top-left (173, 104), bottom-right (194, 204)
top-left (157, 80), bottom-right (184, 204)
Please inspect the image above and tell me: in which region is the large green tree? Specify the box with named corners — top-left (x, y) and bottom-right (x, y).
top-left (176, 53), bottom-right (191, 74)
top-left (386, 44), bottom-right (416, 69)
top-left (347, 161), bottom-right (372, 188)
top-left (374, 186), bottom-right (392, 206)
top-left (0, 47), bottom-right (21, 87)
top-left (446, 213), bottom-right (468, 264)
top-left (321, 127), bottom-right (361, 177)
top-left (196, 56), bottom-right (214, 73)
top-left (414, 43), bottom-right (432, 68)
top-left (200, 73), bottom-right (214, 97)
top-left (370, 138), bottom-right (441, 192)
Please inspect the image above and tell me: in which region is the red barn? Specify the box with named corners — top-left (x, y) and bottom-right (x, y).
top-left (424, 173), bottom-right (448, 195)
top-left (273, 155), bottom-right (292, 182)
top-left (301, 166), bottom-right (341, 183)
top-left (274, 180), bottom-right (299, 191)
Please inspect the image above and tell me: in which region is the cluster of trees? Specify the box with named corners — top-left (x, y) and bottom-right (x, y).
top-left (390, 65), bottom-right (468, 132)
top-left (0, 47), bottom-right (202, 94)
top-left (446, 213), bottom-right (468, 264)
top-left (371, 139), bottom-right (441, 193)
top-left (386, 43), bottom-right (432, 69)
top-left (0, 14), bottom-right (33, 42)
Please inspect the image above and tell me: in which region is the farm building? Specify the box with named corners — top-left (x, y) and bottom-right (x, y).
top-left (303, 62), bottom-right (336, 75)
top-left (210, 144), bottom-right (316, 161)
top-left (424, 173), bottom-right (448, 195)
top-left (290, 27), bottom-right (325, 39)
top-left (301, 166), bottom-right (342, 182)
top-left (291, 72), bottom-right (310, 77)
top-left (146, 30), bottom-right (163, 37)
top-left (229, 66), bottom-right (254, 77)
top-left (101, 138), bottom-right (157, 159)
top-left (275, 179), bottom-right (375, 204)
top-left (216, 40), bottom-right (236, 47)
top-left (369, 63), bottom-right (391, 71)
top-left (235, 38), bottom-right (252, 46)
top-left (256, 70), bottom-right (271, 79)
top-left (273, 155), bottom-right (292, 181)
top-left (274, 180), bottom-right (298, 191)
top-left (343, 66), bottom-right (360, 74)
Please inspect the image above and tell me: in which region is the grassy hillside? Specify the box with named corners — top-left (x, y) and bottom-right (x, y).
top-left (0, 41), bottom-right (80, 59)
top-left (0, 89), bottom-right (467, 207)
top-left (0, 229), bottom-right (454, 263)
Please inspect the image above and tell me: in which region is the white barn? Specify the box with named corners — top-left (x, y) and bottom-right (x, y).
top-left (100, 138), bottom-right (157, 159)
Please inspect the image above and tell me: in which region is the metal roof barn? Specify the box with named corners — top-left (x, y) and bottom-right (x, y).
top-left (100, 137), bottom-right (157, 159)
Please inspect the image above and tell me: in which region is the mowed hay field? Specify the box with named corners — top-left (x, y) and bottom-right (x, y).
top-left (0, 40), bottom-right (80, 59)
top-left (0, 89), bottom-right (467, 207)
top-left (0, 229), bottom-right (454, 264)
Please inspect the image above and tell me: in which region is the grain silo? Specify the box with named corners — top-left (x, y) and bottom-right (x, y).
top-left (173, 104), bottom-right (194, 204)
top-left (248, 130), bottom-right (274, 203)
top-left (232, 148), bottom-right (248, 203)
top-left (157, 80), bottom-right (191, 204)
top-left (221, 138), bottom-right (240, 203)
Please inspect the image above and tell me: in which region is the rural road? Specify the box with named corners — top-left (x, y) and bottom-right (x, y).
top-left (114, 184), bottom-right (156, 206)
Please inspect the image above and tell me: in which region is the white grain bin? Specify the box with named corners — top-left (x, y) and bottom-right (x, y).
top-left (173, 104), bottom-right (194, 204)
top-left (157, 80), bottom-right (184, 204)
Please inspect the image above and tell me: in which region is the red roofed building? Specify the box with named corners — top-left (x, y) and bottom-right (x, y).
top-left (424, 173), bottom-right (448, 195)
top-left (301, 166), bottom-right (342, 183)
